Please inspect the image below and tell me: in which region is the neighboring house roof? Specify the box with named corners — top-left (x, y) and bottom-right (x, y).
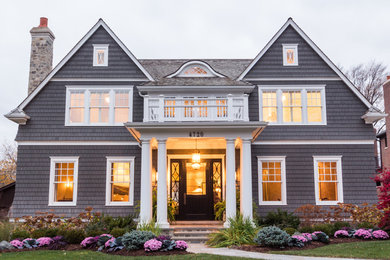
top-left (0, 181), bottom-right (15, 191)
top-left (237, 18), bottom-right (372, 109)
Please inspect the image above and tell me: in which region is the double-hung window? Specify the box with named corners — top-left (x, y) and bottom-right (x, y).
top-left (258, 156), bottom-right (287, 205)
top-left (105, 157), bottom-right (135, 206)
top-left (65, 86), bottom-right (133, 126)
top-left (259, 85), bottom-right (326, 125)
top-left (49, 157), bottom-right (79, 206)
top-left (313, 156), bottom-right (343, 205)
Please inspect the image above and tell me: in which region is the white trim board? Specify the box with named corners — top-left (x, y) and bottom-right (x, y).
top-left (237, 18), bottom-right (371, 108)
top-left (245, 77), bottom-right (341, 81)
top-left (252, 140), bottom-right (374, 145)
top-left (167, 60), bottom-right (225, 78)
top-left (17, 141), bottom-right (139, 146)
top-left (15, 19), bottom-right (154, 112)
top-left (51, 78), bottom-right (148, 82)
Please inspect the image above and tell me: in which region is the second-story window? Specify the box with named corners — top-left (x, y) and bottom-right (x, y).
top-left (93, 44), bottom-right (109, 66)
top-left (259, 86), bottom-right (326, 125)
top-left (66, 86), bottom-right (133, 126)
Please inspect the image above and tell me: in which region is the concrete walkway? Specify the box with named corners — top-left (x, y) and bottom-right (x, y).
top-left (187, 243), bottom-right (365, 260)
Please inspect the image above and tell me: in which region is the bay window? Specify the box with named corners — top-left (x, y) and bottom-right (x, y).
top-left (105, 157), bottom-right (135, 206)
top-left (65, 86), bottom-right (133, 126)
top-left (313, 156), bottom-right (343, 205)
top-left (259, 85), bottom-right (326, 125)
top-left (49, 157), bottom-right (79, 206)
top-left (258, 156), bottom-right (287, 205)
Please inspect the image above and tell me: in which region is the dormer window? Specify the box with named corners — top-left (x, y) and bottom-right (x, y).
top-left (93, 44), bottom-right (109, 66)
top-left (167, 61), bottom-right (224, 78)
top-left (282, 44), bottom-right (298, 66)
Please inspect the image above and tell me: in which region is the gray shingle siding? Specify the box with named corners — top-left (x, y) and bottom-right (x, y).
top-left (16, 81), bottom-right (144, 141)
top-left (249, 81), bottom-right (374, 140)
top-left (54, 26), bottom-right (148, 79)
top-left (244, 25), bottom-right (338, 79)
top-left (252, 144), bottom-right (378, 216)
top-left (12, 145), bottom-right (141, 217)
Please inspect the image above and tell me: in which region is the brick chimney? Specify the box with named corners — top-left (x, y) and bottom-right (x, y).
top-left (382, 75), bottom-right (390, 168)
top-left (28, 17), bottom-right (55, 95)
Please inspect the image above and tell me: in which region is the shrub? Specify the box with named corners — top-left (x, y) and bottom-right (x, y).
top-left (254, 226), bottom-right (290, 248)
top-left (175, 240), bottom-right (188, 250)
top-left (44, 228), bottom-right (59, 238)
top-left (0, 221), bottom-right (12, 241)
top-left (85, 223), bottom-right (109, 237)
top-left (63, 229), bottom-right (86, 244)
top-left (257, 209), bottom-right (300, 229)
top-left (11, 229), bottom-right (30, 240)
top-left (374, 169), bottom-right (390, 231)
top-left (334, 230), bottom-right (350, 238)
top-left (333, 221), bottom-right (350, 231)
top-left (137, 221), bottom-right (161, 236)
top-left (110, 227), bottom-right (126, 238)
top-left (206, 215), bottom-right (257, 247)
top-left (31, 229), bottom-right (47, 239)
top-left (214, 201), bottom-right (225, 221)
top-left (283, 227), bottom-right (296, 235)
top-left (357, 222), bottom-right (375, 229)
top-left (37, 237), bottom-right (53, 247)
top-left (372, 230), bottom-right (389, 239)
top-left (312, 231), bottom-right (329, 243)
top-left (48, 236), bottom-right (67, 250)
top-left (144, 239), bottom-right (162, 252)
top-left (122, 230), bottom-right (155, 251)
top-left (354, 229), bottom-right (372, 239)
top-left (313, 223), bottom-right (334, 236)
top-left (339, 203), bottom-right (383, 227)
top-left (298, 226), bottom-right (314, 234)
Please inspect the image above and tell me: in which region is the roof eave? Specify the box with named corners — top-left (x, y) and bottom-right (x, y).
top-left (137, 85), bottom-right (255, 94)
top-left (4, 109), bottom-right (30, 125)
top-left (361, 111), bottom-right (387, 124)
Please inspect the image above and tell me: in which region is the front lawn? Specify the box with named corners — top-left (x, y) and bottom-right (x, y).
top-left (0, 251), bottom-right (252, 260)
top-left (271, 240), bottom-right (390, 259)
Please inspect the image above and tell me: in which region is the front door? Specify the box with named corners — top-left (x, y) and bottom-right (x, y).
top-left (170, 159), bottom-right (222, 220)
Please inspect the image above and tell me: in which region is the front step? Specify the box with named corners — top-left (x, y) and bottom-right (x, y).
top-left (169, 221), bottom-right (224, 243)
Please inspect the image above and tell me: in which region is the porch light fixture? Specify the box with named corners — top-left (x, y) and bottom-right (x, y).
top-left (192, 138), bottom-right (201, 170)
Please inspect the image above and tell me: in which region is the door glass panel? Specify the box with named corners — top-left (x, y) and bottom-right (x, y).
top-left (213, 162), bottom-right (222, 203)
top-left (186, 162), bottom-right (206, 195)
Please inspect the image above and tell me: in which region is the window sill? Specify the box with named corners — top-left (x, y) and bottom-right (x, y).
top-left (259, 202), bottom-right (287, 206)
top-left (49, 202), bottom-right (77, 206)
top-left (105, 202), bottom-right (133, 206)
top-left (316, 201), bottom-right (342, 206)
top-left (266, 122), bottom-right (327, 126)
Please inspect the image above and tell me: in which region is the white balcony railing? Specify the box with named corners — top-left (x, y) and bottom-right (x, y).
top-left (143, 94), bottom-right (249, 122)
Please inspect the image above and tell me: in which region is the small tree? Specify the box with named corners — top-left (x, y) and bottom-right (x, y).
top-left (0, 141), bottom-right (17, 187)
top-left (374, 169), bottom-right (390, 231)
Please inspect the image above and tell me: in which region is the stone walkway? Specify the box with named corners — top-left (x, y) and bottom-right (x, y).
top-left (187, 243), bottom-right (365, 260)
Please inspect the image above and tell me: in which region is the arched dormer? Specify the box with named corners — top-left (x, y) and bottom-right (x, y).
top-left (167, 61), bottom-right (225, 78)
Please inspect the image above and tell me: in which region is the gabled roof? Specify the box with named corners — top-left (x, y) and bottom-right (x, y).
top-left (237, 18), bottom-right (372, 108)
top-left (11, 19), bottom-right (154, 112)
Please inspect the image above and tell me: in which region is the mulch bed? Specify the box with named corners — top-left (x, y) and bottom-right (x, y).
top-left (0, 244), bottom-right (191, 256)
top-left (233, 238), bottom-right (366, 253)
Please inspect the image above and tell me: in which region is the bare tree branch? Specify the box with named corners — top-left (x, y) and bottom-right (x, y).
top-left (0, 141), bottom-right (17, 187)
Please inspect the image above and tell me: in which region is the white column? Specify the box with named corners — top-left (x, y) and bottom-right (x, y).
top-left (156, 139), bottom-right (169, 228)
top-left (139, 139), bottom-right (152, 225)
top-left (240, 138), bottom-right (253, 220)
top-left (224, 138), bottom-right (236, 228)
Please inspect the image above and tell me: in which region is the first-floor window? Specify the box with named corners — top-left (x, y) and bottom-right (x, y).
top-left (106, 157), bottom-right (135, 206)
top-left (258, 156), bottom-right (287, 205)
top-left (313, 156), bottom-right (343, 205)
top-left (49, 157), bottom-right (79, 206)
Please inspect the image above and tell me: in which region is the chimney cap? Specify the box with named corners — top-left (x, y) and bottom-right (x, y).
top-left (39, 17), bottom-right (48, 28)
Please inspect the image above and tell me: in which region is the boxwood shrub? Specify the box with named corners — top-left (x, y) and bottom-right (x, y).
top-left (254, 226), bottom-right (290, 248)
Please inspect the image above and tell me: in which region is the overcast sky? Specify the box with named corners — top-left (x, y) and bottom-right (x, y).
top-left (0, 0), bottom-right (389, 144)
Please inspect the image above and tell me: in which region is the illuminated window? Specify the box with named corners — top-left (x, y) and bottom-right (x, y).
top-left (307, 91), bottom-right (322, 122)
top-left (93, 44), bottom-right (109, 66)
top-left (184, 66), bottom-right (208, 75)
top-left (114, 91), bottom-right (130, 123)
top-left (69, 91), bottom-right (84, 123)
top-left (183, 98), bottom-right (208, 118)
top-left (216, 98), bottom-right (227, 118)
top-left (90, 91), bottom-right (110, 123)
top-left (164, 98), bottom-right (176, 118)
top-left (283, 44), bottom-right (298, 66)
top-left (262, 91), bottom-right (277, 122)
top-left (282, 91), bottom-right (302, 123)
top-left (313, 156), bottom-right (343, 205)
top-left (106, 157), bottom-right (134, 206)
top-left (186, 162), bottom-right (206, 195)
top-left (258, 156), bottom-right (286, 205)
top-left (49, 157), bottom-right (79, 206)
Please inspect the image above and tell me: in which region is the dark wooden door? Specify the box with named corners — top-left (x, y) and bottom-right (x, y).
top-left (174, 159), bottom-right (221, 220)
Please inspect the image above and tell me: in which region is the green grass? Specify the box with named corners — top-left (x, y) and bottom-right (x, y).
top-left (271, 240), bottom-right (390, 259)
top-left (0, 251), bottom-right (252, 260)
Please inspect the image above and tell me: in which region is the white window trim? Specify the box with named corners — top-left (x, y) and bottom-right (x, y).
top-left (93, 44), bottom-right (109, 66)
top-left (313, 155), bottom-right (344, 205)
top-left (65, 86), bottom-right (133, 126)
top-left (257, 156), bottom-right (287, 205)
top-left (48, 156), bottom-right (79, 206)
top-left (282, 44), bottom-right (298, 66)
top-left (258, 85), bottom-right (327, 125)
top-left (105, 156), bottom-right (135, 206)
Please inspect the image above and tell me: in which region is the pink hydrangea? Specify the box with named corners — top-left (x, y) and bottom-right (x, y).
top-left (372, 230), bottom-right (389, 240)
top-left (105, 237), bottom-right (115, 248)
top-left (354, 229), bottom-right (372, 239)
top-left (144, 239), bottom-right (162, 252)
top-left (292, 235), bottom-right (308, 243)
top-left (334, 230), bottom-right (349, 238)
top-left (175, 240), bottom-right (188, 250)
top-left (301, 233), bottom-right (313, 241)
top-left (37, 237), bottom-right (53, 247)
top-left (10, 239), bottom-right (23, 249)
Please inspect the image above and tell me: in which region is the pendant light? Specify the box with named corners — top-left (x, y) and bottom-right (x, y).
top-left (192, 138), bottom-right (201, 170)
